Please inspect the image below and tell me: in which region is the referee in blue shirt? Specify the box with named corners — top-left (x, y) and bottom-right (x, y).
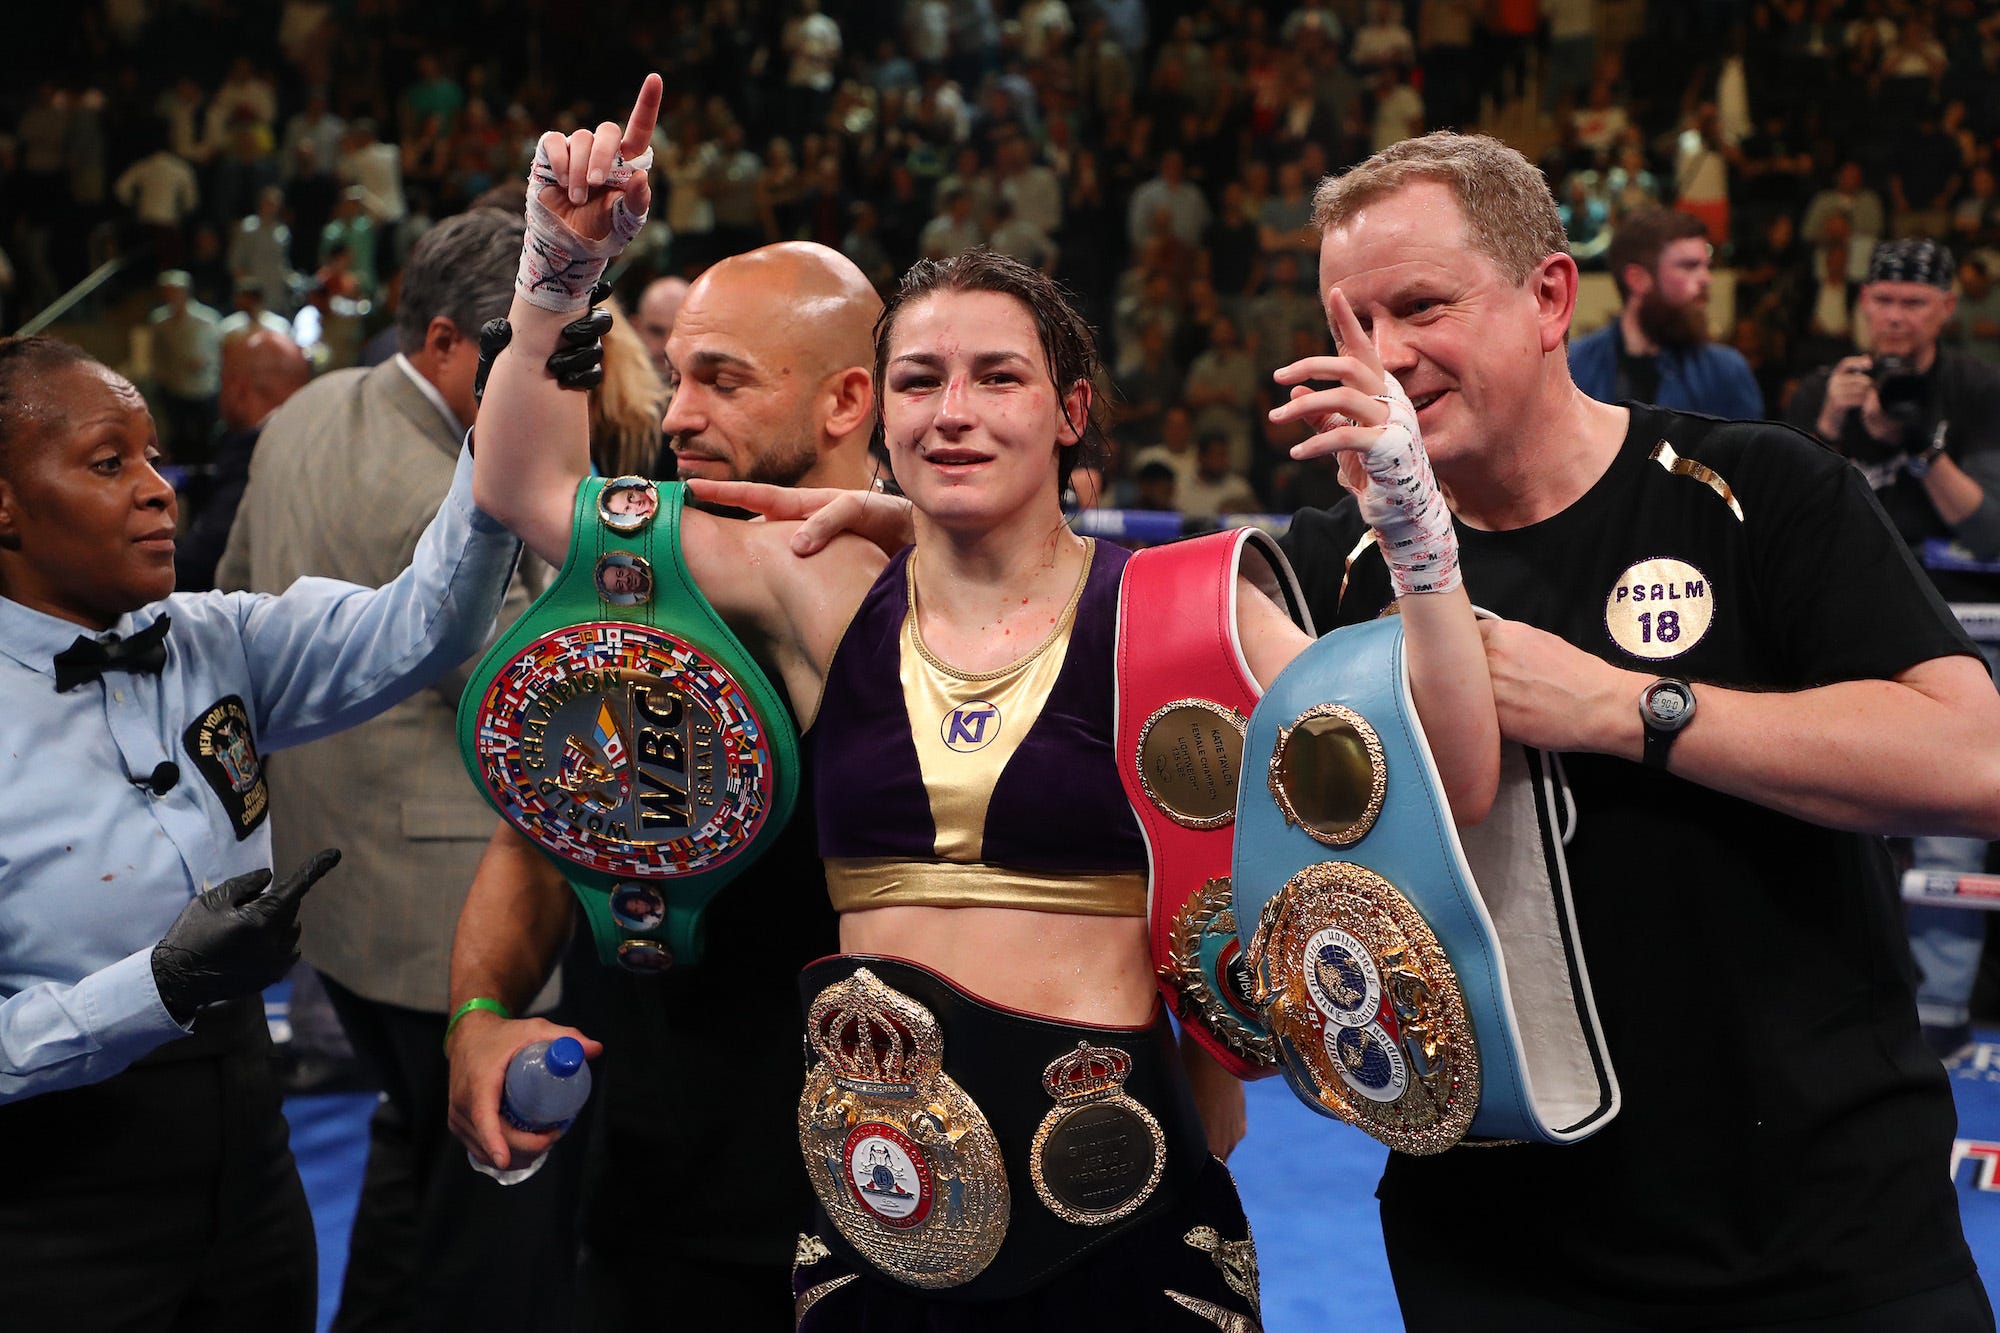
top-left (0, 336), bottom-right (524, 1330)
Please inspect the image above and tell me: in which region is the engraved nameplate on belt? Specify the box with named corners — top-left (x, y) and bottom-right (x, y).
top-left (1030, 1042), bottom-right (1166, 1226)
top-left (1136, 700), bottom-right (1247, 829)
top-left (469, 623), bottom-right (778, 878)
top-left (798, 969), bottom-right (1009, 1289)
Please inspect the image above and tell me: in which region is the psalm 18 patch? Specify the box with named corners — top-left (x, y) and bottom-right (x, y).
top-left (184, 695), bottom-right (269, 839)
top-left (1604, 558), bottom-right (1713, 661)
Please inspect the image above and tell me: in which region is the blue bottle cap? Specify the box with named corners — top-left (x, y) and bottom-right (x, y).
top-left (546, 1036), bottom-right (586, 1077)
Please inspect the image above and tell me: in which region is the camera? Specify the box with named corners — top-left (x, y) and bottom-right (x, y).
top-left (1870, 355), bottom-right (1929, 432)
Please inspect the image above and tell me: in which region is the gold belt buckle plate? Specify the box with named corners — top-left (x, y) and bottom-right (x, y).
top-left (1248, 861), bottom-right (1480, 1155)
top-left (798, 969), bottom-right (1010, 1289)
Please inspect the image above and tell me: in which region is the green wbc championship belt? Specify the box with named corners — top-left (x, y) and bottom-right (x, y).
top-left (457, 476), bottom-right (799, 972)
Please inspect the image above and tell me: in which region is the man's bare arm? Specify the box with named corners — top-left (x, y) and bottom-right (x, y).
top-left (1482, 622), bottom-right (2000, 838)
top-left (444, 825), bottom-right (597, 1171)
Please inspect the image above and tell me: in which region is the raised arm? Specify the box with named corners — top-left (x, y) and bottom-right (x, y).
top-left (472, 75), bottom-right (662, 568)
top-left (1263, 289), bottom-right (1500, 824)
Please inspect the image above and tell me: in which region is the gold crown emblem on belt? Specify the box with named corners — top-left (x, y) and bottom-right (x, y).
top-left (1041, 1041), bottom-right (1134, 1104)
top-left (807, 968), bottom-right (945, 1094)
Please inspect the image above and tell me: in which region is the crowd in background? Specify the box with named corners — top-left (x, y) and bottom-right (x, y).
top-left (15, 0), bottom-right (2000, 518)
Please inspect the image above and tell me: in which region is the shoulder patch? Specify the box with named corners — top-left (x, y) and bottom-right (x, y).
top-left (1648, 440), bottom-right (1744, 522)
top-left (183, 695), bottom-right (270, 840)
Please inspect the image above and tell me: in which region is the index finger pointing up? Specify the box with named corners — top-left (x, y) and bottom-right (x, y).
top-left (1325, 288), bottom-right (1381, 382)
top-left (622, 74), bottom-right (664, 161)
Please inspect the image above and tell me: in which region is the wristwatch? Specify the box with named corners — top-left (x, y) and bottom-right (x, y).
top-left (1639, 678), bottom-right (1697, 769)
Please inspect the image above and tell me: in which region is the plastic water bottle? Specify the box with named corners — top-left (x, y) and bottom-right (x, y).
top-left (467, 1036), bottom-right (592, 1185)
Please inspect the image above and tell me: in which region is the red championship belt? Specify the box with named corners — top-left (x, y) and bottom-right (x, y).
top-left (1115, 529), bottom-right (1313, 1076)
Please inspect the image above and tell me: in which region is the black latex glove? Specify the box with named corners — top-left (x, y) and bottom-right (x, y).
top-left (474, 281), bottom-right (613, 403)
top-left (151, 848), bottom-right (341, 1024)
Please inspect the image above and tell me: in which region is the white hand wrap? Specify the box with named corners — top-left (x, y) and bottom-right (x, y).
top-left (517, 142), bottom-right (654, 312)
top-left (1356, 375), bottom-right (1461, 597)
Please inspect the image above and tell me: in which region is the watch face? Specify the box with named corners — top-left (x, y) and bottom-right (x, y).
top-left (1646, 682), bottom-right (1692, 728)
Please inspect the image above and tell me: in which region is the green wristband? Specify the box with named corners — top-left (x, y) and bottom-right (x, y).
top-left (445, 997), bottom-right (513, 1047)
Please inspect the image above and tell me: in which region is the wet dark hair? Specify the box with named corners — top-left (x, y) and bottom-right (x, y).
top-left (0, 336), bottom-right (103, 481)
top-left (873, 249), bottom-right (1108, 496)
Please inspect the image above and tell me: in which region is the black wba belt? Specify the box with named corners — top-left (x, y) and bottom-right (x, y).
top-left (796, 954), bottom-right (1208, 1300)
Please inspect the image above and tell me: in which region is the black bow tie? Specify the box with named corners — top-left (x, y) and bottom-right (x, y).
top-left (53, 615), bottom-right (172, 693)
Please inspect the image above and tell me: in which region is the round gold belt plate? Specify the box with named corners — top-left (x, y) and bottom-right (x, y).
top-left (1249, 861), bottom-right (1479, 1155)
top-left (471, 623), bottom-right (778, 879)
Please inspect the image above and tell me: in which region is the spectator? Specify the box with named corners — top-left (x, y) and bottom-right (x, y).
top-left (280, 89), bottom-right (346, 182)
top-left (217, 278), bottom-right (292, 345)
top-left (1952, 254), bottom-right (2000, 364)
top-left (1368, 65), bottom-right (1426, 154)
top-left (1892, 108), bottom-right (1966, 241)
top-left (782, 0), bottom-right (843, 135)
top-left (399, 55), bottom-right (465, 142)
top-left (1126, 148), bottom-right (1210, 252)
top-left (175, 329), bottom-right (312, 592)
top-left (708, 121), bottom-right (765, 257)
top-left (1131, 457), bottom-right (1180, 511)
top-left (336, 120), bottom-right (407, 228)
top-left (1177, 430), bottom-right (1261, 517)
top-left (146, 270), bottom-right (222, 463)
top-left (1571, 207), bottom-right (1764, 418)
top-left (1950, 164), bottom-right (2000, 249)
top-left (1114, 322), bottom-right (1183, 449)
top-left (917, 185), bottom-right (983, 260)
top-left (1541, 0), bottom-right (1597, 113)
top-left (984, 196), bottom-right (1057, 274)
top-left (319, 186), bottom-right (380, 300)
top-left (1259, 159), bottom-right (1319, 291)
top-left (1351, 0), bottom-right (1417, 72)
top-left (841, 200), bottom-right (897, 294)
top-left (114, 136), bottom-right (199, 273)
top-left (228, 185), bottom-right (298, 316)
top-left (994, 134), bottom-right (1060, 238)
top-left (1245, 251), bottom-right (1324, 370)
top-left (1803, 161), bottom-right (1887, 255)
top-left (1183, 314), bottom-right (1258, 468)
top-left (633, 275), bottom-right (689, 381)
top-left (1669, 101), bottom-right (1732, 253)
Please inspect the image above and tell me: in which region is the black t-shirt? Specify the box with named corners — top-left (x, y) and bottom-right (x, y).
top-left (1280, 405), bottom-right (1979, 1324)
top-left (571, 744), bottom-right (838, 1268)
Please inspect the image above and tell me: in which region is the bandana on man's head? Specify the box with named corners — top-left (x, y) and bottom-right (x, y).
top-left (1866, 238), bottom-right (1955, 289)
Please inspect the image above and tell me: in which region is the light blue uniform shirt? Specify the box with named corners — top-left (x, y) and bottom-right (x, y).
top-left (0, 447), bottom-right (518, 1104)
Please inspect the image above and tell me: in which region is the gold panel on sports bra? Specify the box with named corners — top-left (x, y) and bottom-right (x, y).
top-left (824, 858), bottom-right (1147, 918)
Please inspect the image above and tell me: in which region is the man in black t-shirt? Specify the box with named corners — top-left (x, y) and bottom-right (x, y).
top-left (1270, 134), bottom-right (2000, 1331)
top-left (1788, 237), bottom-right (2000, 1061)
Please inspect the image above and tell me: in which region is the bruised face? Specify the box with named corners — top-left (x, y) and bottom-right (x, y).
top-left (881, 289), bottom-right (1087, 532)
top-left (0, 362), bottom-right (178, 628)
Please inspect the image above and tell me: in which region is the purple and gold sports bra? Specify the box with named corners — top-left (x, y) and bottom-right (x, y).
top-left (808, 539), bottom-right (1146, 917)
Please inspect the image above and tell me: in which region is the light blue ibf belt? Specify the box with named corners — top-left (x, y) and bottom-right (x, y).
top-left (1231, 615), bottom-right (1620, 1153)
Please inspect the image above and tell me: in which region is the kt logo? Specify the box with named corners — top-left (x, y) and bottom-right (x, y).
top-left (942, 701), bottom-right (1001, 753)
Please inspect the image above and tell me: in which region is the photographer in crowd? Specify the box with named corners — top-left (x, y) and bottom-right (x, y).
top-left (1789, 237), bottom-right (2000, 1059)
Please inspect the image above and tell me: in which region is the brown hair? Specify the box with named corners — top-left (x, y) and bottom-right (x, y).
top-left (1311, 132), bottom-right (1570, 284)
top-left (1606, 207), bottom-right (1709, 300)
top-left (873, 249), bottom-right (1107, 494)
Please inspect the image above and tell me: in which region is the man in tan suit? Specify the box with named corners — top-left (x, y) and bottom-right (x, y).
top-left (218, 208), bottom-right (568, 1333)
